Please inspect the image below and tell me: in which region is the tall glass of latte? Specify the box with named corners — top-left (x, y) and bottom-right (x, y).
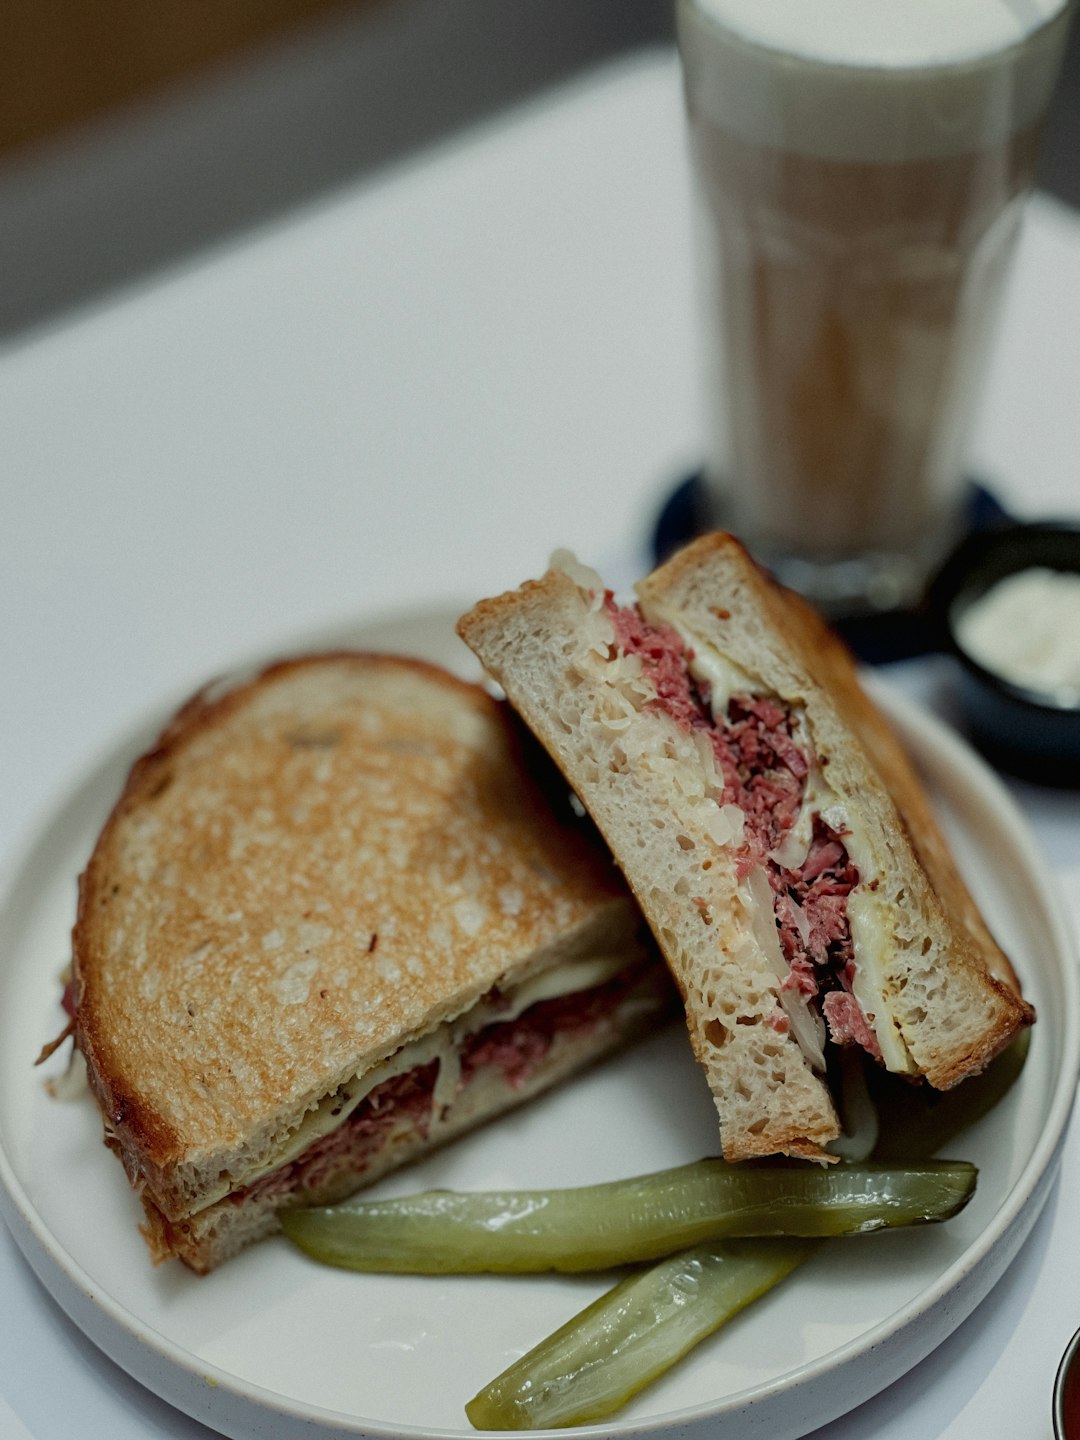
top-left (678, 0), bottom-right (1073, 615)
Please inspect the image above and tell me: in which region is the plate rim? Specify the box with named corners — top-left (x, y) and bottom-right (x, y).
top-left (1, 603), bottom-right (1077, 1440)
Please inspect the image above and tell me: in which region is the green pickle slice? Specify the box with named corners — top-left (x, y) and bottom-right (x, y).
top-left (279, 1158), bottom-right (976, 1273)
top-left (465, 1239), bottom-right (814, 1430)
top-left (277, 1035), bottom-right (1026, 1429)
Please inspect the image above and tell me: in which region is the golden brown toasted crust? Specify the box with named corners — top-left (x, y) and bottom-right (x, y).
top-left (73, 652), bottom-right (648, 1225)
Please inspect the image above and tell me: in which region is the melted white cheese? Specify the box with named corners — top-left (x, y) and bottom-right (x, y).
top-left (218, 949), bottom-right (634, 1201)
top-left (681, 637), bottom-right (757, 716)
top-left (845, 884), bottom-right (916, 1073)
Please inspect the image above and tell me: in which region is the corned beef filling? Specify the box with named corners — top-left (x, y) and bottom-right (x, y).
top-left (230, 963), bottom-right (648, 1209)
top-left (607, 598), bottom-right (878, 1063)
top-left (460, 972), bottom-right (640, 1085)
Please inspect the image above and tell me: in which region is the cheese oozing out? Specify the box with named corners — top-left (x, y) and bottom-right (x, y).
top-left (192, 949), bottom-right (637, 1215)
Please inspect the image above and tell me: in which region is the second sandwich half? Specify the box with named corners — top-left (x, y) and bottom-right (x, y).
top-left (458, 533), bottom-right (1033, 1165)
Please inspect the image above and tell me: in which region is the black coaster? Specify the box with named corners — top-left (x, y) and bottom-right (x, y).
top-left (651, 471), bottom-right (1011, 666)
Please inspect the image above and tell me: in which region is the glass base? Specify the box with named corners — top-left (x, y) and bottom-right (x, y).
top-left (651, 471), bottom-right (1010, 664)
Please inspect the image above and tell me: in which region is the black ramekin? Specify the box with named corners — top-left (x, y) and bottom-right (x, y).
top-left (928, 520), bottom-right (1080, 784)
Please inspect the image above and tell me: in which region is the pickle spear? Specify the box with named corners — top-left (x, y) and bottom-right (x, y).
top-left (279, 1158), bottom-right (976, 1273)
top-left (466, 1238), bottom-right (814, 1430)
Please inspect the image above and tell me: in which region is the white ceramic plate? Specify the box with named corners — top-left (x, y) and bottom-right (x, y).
top-left (1, 605), bottom-right (1077, 1440)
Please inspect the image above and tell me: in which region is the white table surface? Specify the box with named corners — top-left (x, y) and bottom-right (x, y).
top-left (2, 42), bottom-right (1080, 1440)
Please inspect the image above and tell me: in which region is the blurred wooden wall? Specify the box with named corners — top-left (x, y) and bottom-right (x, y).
top-left (1, 0), bottom-right (374, 157)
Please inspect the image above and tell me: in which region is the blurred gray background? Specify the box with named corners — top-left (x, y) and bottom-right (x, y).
top-left (1, 0), bottom-right (1077, 341)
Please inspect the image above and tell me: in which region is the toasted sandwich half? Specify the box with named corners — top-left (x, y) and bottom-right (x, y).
top-left (457, 533), bottom-right (1033, 1164)
top-left (68, 652), bottom-right (672, 1271)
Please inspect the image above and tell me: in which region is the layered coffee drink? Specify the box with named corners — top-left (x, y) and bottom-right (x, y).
top-left (678, 0), bottom-right (1072, 613)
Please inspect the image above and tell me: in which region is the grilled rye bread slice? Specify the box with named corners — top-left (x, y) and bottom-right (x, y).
top-left (71, 652), bottom-right (669, 1269)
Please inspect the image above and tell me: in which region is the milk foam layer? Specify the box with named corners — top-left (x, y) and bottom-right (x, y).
top-left (679, 0), bottom-right (1072, 159)
top-left (689, 0), bottom-right (1068, 70)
